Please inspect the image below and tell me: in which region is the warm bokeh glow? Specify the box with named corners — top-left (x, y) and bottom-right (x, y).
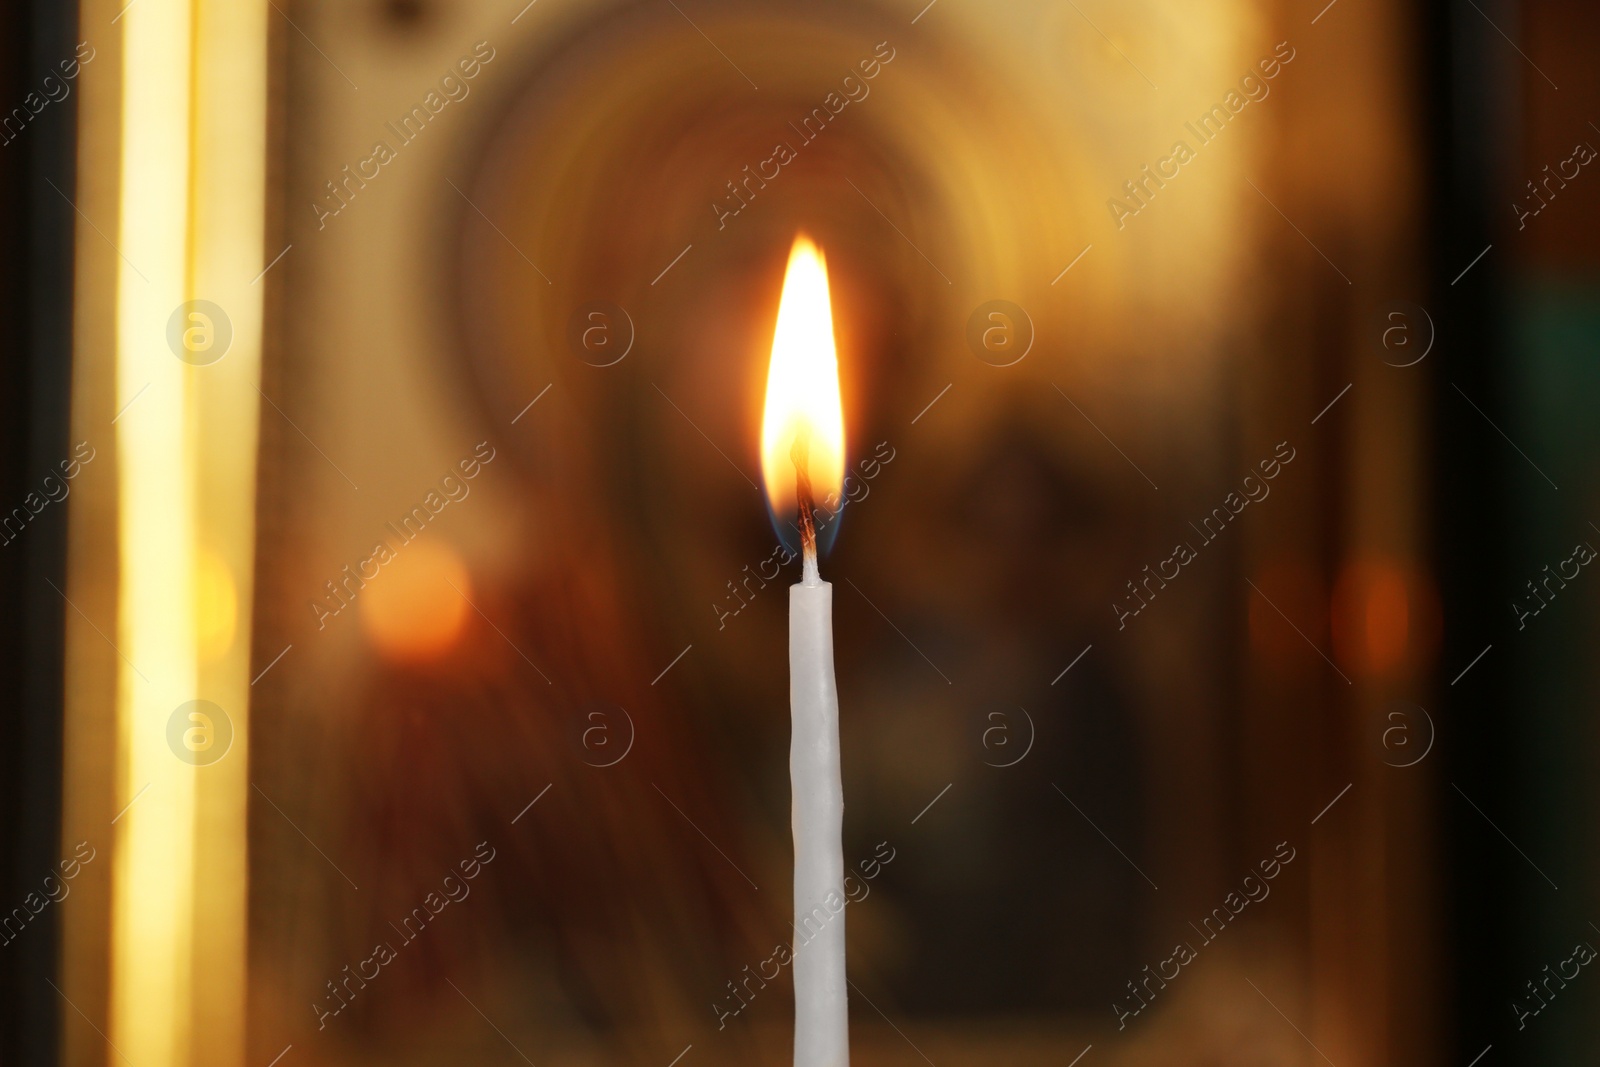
top-left (360, 540), bottom-right (473, 663)
top-left (1332, 559), bottom-right (1413, 677)
top-left (760, 235), bottom-right (845, 520)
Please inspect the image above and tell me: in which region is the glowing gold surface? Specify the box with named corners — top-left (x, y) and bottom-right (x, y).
top-left (102, 0), bottom-right (266, 1062)
top-left (109, 1), bottom-right (198, 1059)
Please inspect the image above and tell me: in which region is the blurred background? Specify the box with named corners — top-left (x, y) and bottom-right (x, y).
top-left (2, 0), bottom-right (1598, 1063)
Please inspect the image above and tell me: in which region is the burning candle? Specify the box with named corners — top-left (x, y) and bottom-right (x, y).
top-left (760, 235), bottom-right (850, 1066)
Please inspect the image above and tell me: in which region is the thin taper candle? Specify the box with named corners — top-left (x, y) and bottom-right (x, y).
top-left (761, 234), bottom-right (850, 1066)
top-left (789, 448), bottom-right (849, 1066)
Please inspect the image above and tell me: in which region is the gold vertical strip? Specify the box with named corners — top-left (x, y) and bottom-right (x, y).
top-left (109, 0), bottom-right (197, 1060)
top-left (103, 0), bottom-right (267, 1060)
top-left (189, 0), bottom-right (268, 1059)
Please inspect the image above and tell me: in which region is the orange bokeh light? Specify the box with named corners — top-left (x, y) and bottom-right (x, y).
top-left (359, 539), bottom-right (472, 664)
top-left (1331, 559), bottom-right (1423, 678)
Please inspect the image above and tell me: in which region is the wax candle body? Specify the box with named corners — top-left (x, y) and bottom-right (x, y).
top-left (789, 577), bottom-right (849, 1067)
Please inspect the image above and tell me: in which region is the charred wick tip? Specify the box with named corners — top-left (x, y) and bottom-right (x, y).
top-left (795, 474), bottom-right (818, 561)
top-left (791, 432), bottom-right (820, 579)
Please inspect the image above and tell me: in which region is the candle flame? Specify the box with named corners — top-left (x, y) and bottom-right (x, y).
top-left (760, 235), bottom-right (845, 528)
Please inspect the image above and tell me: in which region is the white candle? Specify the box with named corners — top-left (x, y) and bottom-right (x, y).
top-left (790, 516), bottom-right (849, 1066)
top-left (760, 234), bottom-right (851, 1066)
